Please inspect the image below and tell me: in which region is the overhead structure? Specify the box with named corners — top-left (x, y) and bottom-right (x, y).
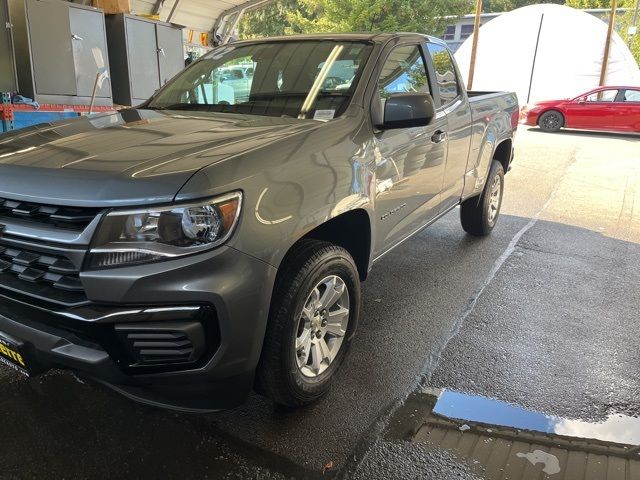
top-left (130, 0), bottom-right (274, 41)
top-left (455, 4), bottom-right (640, 104)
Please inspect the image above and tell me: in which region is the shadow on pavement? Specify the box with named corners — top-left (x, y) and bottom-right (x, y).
top-left (523, 127), bottom-right (640, 141)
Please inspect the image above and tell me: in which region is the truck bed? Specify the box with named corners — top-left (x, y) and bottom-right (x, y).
top-left (467, 90), bottom-right (519, 122)
top-left (467, 91), bottom-right (515, 101)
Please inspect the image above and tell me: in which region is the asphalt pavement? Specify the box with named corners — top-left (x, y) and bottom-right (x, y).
top-left (0, 128), bottom-right (638, 479)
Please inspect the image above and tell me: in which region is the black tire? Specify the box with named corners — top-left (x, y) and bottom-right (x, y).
top-left (256, 239), bottom-right (361, 407)
top-left (538, 110), bottom-right (564, 132)
top-left (460, 160), bottom-right (505, 236)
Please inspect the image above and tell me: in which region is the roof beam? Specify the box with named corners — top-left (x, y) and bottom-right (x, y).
top-left (166, 0), bottom-right (185, 22)
top-left (219, 0), bottom-right (273, 17)
top-left (222, 8), bottom-right (246, 43)
top-left (212, 0), bottom-right (274, 36)
top-left (152, 0), bottom-right (165, 15)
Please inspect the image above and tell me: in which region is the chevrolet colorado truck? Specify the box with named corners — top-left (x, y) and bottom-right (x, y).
top-left (0, 33), bottom-right (518, 411)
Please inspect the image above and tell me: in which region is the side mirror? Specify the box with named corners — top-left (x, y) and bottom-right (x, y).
top-left (379, 93), bottom-right (436, 130)
top-left (577, 97), bottom-right (586, 104)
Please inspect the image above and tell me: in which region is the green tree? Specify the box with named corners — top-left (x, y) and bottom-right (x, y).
top-left (483, 0), bottom-right (564, 13)
top-left (617, 9), bottom-right (640, 64)
top-left (239, 0), bottom-right (302, 38)
top-left (240, 0), bottom-right (472, 38)
top-left (286, 0), bottom-right (472, 35)
top-left (565, 0), bottom-right (639, 63)
top-left (564, 0), bottom-right (607, 7)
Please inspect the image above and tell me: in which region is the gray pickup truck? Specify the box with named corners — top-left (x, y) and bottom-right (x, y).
top-left (0, 33), bottom-right (517, 411)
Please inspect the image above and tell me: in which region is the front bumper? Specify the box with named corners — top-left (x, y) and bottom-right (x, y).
top-left (521, 110), bottom-right (540, 127)
top-left (0, 246), bottom-right (277, 412)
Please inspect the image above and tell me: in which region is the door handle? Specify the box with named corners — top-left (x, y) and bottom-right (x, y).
top-left (71, 34), bottom-right (83, 41)
top-left (431, 130), bottom-right (447, 143)
top-left (157, 48), bottom-right (165, 57)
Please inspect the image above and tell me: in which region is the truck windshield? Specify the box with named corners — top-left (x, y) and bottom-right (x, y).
top-left (147, 40), bottom-right (373, 120)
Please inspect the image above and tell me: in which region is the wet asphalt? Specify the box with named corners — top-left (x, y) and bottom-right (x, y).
top-left (0, 128), bottom-right (639, 479)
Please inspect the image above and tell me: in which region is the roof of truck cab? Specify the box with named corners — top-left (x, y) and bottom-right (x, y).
top-left (229, 33), bottom-right (445, 46)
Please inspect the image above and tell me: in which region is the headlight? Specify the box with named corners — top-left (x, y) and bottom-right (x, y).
top-left (87, 192), bottom-right (242, 268)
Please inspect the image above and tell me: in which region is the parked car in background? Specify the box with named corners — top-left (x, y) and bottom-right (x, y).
top-left (521, 86), bottom-right (640, 133)
top-left (213, 64), bottom-right (255, 103)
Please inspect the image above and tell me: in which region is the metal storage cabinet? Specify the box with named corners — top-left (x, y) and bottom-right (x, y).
top-left (7, 0), bottom-right (112, 105)
top-left (105, 14), bottom-right (184, 106)
top-left (0, 1), bottom-right (18, 93)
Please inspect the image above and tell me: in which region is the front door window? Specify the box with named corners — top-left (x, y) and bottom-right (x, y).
top-left (585, 90), bottom-right (618, 102)
top-left (377, 45), bottom-right (430, 99)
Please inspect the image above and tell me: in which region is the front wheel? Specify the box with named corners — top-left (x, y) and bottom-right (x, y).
top-left (460, 160), bottom-right (504, 236)
top-left (256, 240), bottom-right (360, 407)
top-left (538, 110), bottom-right (564, 132)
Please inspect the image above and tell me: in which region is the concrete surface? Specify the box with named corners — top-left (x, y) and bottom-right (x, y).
top-left (429, 128), bottom-right (640, 421)
top-left (0, 128), bottom-right (638, 479)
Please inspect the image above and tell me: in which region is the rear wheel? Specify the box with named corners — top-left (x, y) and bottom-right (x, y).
top-left (538, 110), bottom-right (564, 132)
top-left (460, 160), bottom-right (504, 236)
top-left (256, 240), bottom-right (360, 407)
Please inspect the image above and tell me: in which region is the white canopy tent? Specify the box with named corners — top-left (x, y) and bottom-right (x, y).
top-left (454, 4), bottom-right (640, 105)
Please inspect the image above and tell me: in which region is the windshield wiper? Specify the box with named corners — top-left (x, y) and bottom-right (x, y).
top-left (248, 91), bottom-right (349, 100)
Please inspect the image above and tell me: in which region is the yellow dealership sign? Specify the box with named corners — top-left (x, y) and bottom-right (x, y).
top-left (0, 341), bottom-right (26, 367)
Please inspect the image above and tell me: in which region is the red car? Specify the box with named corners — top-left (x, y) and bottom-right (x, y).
top-left (522, 86), bottom-right (640, 133)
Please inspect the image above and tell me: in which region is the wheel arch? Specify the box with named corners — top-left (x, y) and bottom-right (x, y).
top-left (281, 209), bottom-right (373, 282)
top-left (492, 138), bottom-right (513, 174)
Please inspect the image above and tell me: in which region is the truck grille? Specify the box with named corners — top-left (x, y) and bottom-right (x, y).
top-left (0, 244), bottom-right (81, 289)
top-left (0, 238), bottom-right (89, 307)
top-left (0, 197), bottom-right (102, 307)
top-left (0, 197), bottom-right (99, 231)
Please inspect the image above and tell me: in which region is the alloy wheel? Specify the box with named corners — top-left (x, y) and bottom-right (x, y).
top-left (488, 173), bottom-right (502, 226)
top-left (542, 113), bottom-right (561, 131)
top-left (295, 275), bottom-right (350, 378)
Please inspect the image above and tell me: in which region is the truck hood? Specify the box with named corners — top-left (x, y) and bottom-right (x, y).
top-left (0, 109), bottom-right (320, 207)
